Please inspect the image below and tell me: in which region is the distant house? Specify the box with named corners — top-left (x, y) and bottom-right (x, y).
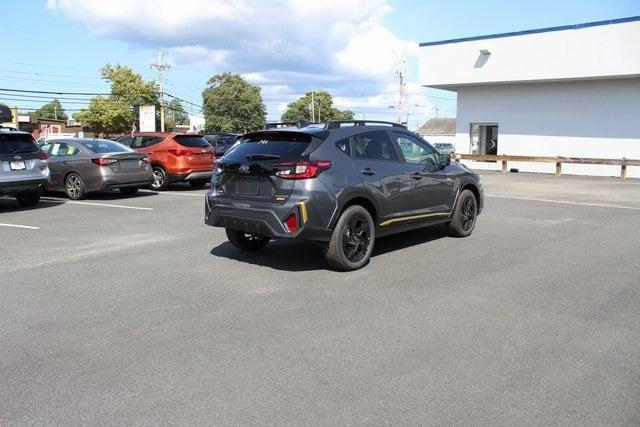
top-left (418, 16), bottom-right (640, 178)
top-left (417, 118), bottom-right (456, 145)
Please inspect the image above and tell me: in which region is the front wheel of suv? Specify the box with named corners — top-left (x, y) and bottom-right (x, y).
top-left (446, 189), bottom-right (477, 237)
top-left (16, 190), bottom-right (40, 206)
top-left (323, 205), bottom-right (375, 271)
top-left (225, 229), bottom-right (270, 251)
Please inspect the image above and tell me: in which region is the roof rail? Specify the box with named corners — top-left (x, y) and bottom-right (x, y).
top-left (325, 120), bottom-right (407, 130)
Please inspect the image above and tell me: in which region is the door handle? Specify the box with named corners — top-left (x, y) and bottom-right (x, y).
top-left (411, 172), bottom-right (423, 180)
top-left (361, 168), bottom-right (375, 176)
top-left (61, 161), bottom-right (68, 166)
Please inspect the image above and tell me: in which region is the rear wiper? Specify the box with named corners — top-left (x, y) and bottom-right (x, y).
top-left (245, 153), bottom-right (282, 160)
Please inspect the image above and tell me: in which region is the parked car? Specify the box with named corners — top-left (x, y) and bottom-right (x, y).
top-left (205, 120), bottom-right (483, 271)
top-left (117, 132), bottom-right (214, 190)
top-left (36, 133), bottom-right (78, 147)
top-left (204, 132), bottom-right (239, 157)
top-left (433, 142), bottom-right (456, 157)
top-left (40, 138), bottom-right (153, 199)
top-left (0, 127), bottom-right (50, 206)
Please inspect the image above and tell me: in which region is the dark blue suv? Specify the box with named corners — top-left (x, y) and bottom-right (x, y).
top-left (205, 121), bottom-right (483, 271)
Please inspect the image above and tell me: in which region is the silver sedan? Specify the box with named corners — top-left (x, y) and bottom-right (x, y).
top-left (41, 138), bottom-right (153, 199)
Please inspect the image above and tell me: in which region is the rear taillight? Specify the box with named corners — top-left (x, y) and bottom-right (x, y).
top-left (91, 158), bottom-right (118, 166)
top-left (168, 148), bottom-right (190, 156)
top-left (275, 161), bottom-right (332, 180)
top-left (283, 213), bottom-right (298, 233)
top-left (39, 151), bottom-right (48, 160)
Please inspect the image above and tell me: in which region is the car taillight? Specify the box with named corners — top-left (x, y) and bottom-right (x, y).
top-left (168, 148), bottom-right (190, 156)
top-left (275, 161), bottom-right (332, 180)
top-left (39, 151), bottom-right (48, 160)
top-left (283, 213), bottom-right (298, 233)
top-left (91, 158), bottom-right (118, 166)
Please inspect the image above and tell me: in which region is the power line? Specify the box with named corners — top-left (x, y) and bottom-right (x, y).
top-left (0, 87), bottom-right (109, 96)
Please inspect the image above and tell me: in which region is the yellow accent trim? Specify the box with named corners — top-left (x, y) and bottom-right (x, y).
top-left (379, 212), bottom-right (448, 227)
top-left (296, 200), bottom-right (308, 224)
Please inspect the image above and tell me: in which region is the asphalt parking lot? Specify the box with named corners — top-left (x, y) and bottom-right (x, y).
top-left (1, 171), bottom-right (639, 424)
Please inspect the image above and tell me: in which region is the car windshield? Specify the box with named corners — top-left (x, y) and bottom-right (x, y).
top-left (0, 133), bottom-right (39, 155)
top-left (80, 139), bottom-right (132, 153)
top-left (175, 135), bottom-right (210, 148)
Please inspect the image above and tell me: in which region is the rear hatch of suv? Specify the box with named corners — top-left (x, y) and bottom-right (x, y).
top-left (172, 135), bottom-right (214, 167)
top-left (215, 131), bottom-right (325, 201)
top-left (0, 132), bottom-right (46, 183)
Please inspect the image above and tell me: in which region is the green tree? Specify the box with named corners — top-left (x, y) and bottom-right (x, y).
top-left (165, 98), bottom-right (189, 130)
top-left (202, 73), bottom-right (266, 132)
top-left (74, 64), bottom-right (159, 133)
top-left (74, 97), bottom-right (133, 134)
top-left (281, 91), bottom-right (354, 122)
top-left (34, 99), bottom-right (68, 121)
top-left (101, 64), bottom-right (159, 106)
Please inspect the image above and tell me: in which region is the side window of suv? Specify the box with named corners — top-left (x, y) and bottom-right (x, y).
top-left (144, 136), bottom-right (164, 147)
top-left (352, 131), bottom-right (398, 162)
top-left (391, 132), bottom-right (437, 166)
top-left (118, 136), bottom-right (133, 147)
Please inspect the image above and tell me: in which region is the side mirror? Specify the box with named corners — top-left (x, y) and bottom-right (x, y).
top-left (437, 153), bottom-right (451, 167)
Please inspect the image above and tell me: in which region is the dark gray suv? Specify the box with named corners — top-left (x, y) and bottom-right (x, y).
top-left (205, 121), bottom-right (483, 271)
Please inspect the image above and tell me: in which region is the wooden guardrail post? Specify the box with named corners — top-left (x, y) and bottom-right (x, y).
top-left (621, 158), bottom-right (627, 179)
top-left (501, 155), bottom-right (507, 173)
top-left (555, 157), bottom-right (562, 176)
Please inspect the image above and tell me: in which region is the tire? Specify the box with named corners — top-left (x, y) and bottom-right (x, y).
top-left (446, 189), bottom-right (478, 237)
top-left (225, 229), bottom-right (270, 251)
top-left (323, 205), bottom-right (375, 271)
top-left (119, 187), bottom-right (139, 196)
top-left (16, 190), bottom-right (40, 206)
top-left (65, 173), bottom-right (87, 200)
top-left (189, 179), bottom-right (209, 188)
top-left (151, 166), bottom-right (169, 191)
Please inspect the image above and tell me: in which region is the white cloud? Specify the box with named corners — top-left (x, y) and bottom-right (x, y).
top-left (46, 0), bottom-right (422, 120)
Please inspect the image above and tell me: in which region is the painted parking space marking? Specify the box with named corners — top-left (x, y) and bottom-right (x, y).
top-left (486, 194), bottom-right (640, 211)
top-left (0, 223), bottom-right (40, 230)
top-left (40, 197), bottom-right (154, 211)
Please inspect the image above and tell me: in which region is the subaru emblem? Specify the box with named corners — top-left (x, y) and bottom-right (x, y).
top-left (239, 164), bottom-right (250, 173)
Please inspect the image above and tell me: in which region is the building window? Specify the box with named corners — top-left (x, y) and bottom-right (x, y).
top-left (470, 123), bottom-right (498, 156)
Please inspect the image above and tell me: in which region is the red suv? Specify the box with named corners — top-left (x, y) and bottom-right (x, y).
top-left (117, 132), bottom-right (214, 190)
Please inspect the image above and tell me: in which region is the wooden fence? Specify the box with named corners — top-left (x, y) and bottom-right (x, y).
top-left (455, 154), bottom-right (640, 179)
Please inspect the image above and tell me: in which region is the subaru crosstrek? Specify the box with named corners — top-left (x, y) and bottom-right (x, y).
top-left (205, 121), bottom-right (483, 271)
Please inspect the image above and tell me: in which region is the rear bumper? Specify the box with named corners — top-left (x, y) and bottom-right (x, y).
top-left (0, 177), bottom-right (49, 194)
top-left (170, 171), bottom-right (213, 182)
top-left (100, 178), bottom-right (154, 190)
top-left (204, 193), bottom-right (332, 241)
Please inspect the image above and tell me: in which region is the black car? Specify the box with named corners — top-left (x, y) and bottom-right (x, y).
top-left (204, 133), bottom-right (239, 157)
top-left (205, 120), bottom-right (483, 271)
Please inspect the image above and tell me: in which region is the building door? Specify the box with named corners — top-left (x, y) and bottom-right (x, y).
top-left (470, 123), bottom-right (498, 156)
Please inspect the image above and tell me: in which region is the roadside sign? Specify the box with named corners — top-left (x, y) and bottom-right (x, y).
top-left (139, 105), bottom-right (156, 132)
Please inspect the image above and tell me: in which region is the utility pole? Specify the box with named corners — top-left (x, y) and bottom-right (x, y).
top-left (54, 105), bottom-right (57, 120)
top-left (150, 50), bottom-right (171, 131)
top-left (395, 58), bottom-right (407, 124)
top-left (310, 91), bottom-right (315, 122)
top-left (434, 105), bottom-right (440, 119)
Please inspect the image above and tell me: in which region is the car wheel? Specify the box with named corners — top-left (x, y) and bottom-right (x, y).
top-left (323, 205), bottom-right (375, 271)
top-left (225, 229), bottom-right (270, 251)
top-left (16, 190), bottom-right (40, 206)
top-left (151, 166), bottom-right (169, 191)
top-left (189, 179), bottom-right (209, 188)
top-left (446, 189), bottom-right (477, 237)
top-left (119, 187), bottom-right (139, 196)
top-left (65, 173), bottom-right (87, 200)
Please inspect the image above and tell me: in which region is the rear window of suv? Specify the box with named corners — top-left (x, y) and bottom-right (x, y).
top-left (0, 133), bottom-right (39, 155)
top-left (222, 132), bottom-right (314, 162)
top-left (174, 135), bottom-right (210, 148)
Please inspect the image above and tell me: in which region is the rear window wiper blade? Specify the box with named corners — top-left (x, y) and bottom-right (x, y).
top-left (245, 153), bottom-right (282, 160)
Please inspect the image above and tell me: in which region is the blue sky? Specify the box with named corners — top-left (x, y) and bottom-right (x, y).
top-left (2, 0), bottom-right (638, 128)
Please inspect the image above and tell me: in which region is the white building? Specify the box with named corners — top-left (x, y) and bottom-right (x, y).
top-left (418, 16), bottom-right (640, 178)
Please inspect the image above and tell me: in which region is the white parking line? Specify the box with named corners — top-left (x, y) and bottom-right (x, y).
top-left (145, 191), bottom-right (204, 198)
top-left (40, 197), bottom-right (154, 211)
top-left (0, 223), bottom-right (40, 230)
top-left (486, 194), bottom-right (640, 211)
